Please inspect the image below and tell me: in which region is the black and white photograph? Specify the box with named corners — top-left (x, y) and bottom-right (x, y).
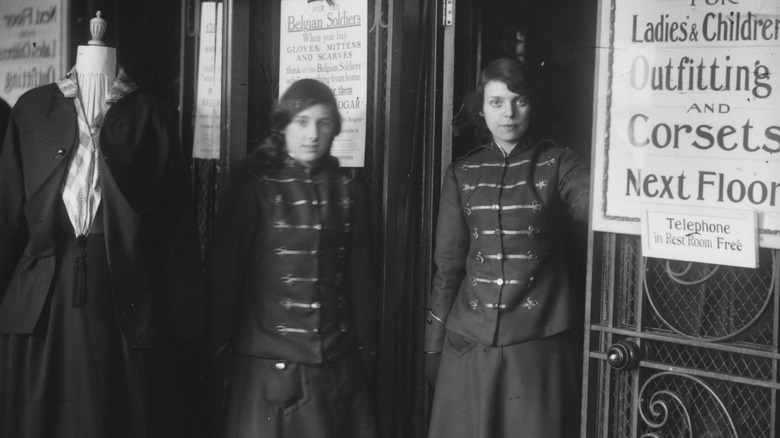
top-left (1, 1), bottom-right (778, 437)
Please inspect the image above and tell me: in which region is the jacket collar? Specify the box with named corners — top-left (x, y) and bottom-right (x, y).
top-left (489, 134), bottom-right (535, 158)
top-left (282, 154), bottom-right (339, 175)
top-left (56, 67), bottom-right (138, 102)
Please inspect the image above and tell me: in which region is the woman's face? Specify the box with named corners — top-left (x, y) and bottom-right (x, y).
top-left (283, 103), bottom-right (337, 168)
top-left (480, 80), bottom-right (531, 152)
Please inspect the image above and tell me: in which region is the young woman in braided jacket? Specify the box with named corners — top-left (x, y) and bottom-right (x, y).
top-left (426, 58), bottom-right (590, 438)
top-left (210, 79), bottom-right (378, 438)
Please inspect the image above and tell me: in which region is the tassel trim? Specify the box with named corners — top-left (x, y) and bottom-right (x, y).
top-left (72, 235), bottom-right (88, 307)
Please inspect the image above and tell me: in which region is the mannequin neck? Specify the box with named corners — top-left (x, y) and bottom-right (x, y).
top-left (75, 45), bottom-right (117, 76)
top-left (75, 45), bottom-right (117, 122)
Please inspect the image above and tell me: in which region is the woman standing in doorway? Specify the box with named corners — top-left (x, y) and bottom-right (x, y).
top-left (209, 79), bottom-right (378, 438)
top-left (425, 58), bottom-right (590, 438)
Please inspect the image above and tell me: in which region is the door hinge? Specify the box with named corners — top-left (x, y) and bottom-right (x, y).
top-left (442, 0), bottom-right (453, 26)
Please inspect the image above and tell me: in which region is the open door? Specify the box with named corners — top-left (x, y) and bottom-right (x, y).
top-left (440, 0), bottom-right (597, 166)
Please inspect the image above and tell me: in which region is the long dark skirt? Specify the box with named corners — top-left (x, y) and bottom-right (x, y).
top-left (428, 330), bottom-right (583, 438)
top-left (0, 228), bottom-right (184, 438)
top-left (219, 351), bottom-right (377, 438)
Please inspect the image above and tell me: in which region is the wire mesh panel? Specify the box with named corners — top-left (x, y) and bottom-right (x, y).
top-left (643, 252), bottom-right (775, 345)
top-left (584, 234), bottom-right (780, 438)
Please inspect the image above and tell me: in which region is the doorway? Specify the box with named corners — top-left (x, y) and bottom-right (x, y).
top-left (444, 0), bottom-right (598, 165)
top-left (428, 0), bottom-right (598, 435)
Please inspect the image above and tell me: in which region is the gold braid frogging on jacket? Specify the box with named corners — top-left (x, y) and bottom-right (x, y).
top-left (425, 138), bottom-right (589, 352)
top-left (210, 156), bottom-right (377, 364)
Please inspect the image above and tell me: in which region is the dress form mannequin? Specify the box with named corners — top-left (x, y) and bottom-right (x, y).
top-left (65, 11), bottom-right (117, 295)
top-left (75, 11), bottom-right (116, 123)
top-left (0, 8), bottom-right (204, 437)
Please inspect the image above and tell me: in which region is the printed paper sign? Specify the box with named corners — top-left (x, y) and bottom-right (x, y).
top-left (279, 0), bottom-right (368, 167)
top-left (192, 3), bottom-right (223, 160)
top-left (0, 0), bottom-right (68, 106)
top-left (592, 0), bottom-right (780, 249)
top-left (641, 206), bottom-right (758, 268)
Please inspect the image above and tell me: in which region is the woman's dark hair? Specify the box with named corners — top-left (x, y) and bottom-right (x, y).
top-left (464, 58), bottom-right (537, 131)
top-left (243, 79), bottom-right (341, 171)
top-left (273, 78), bottom-right (341, 135)
top-left (249, 78), bottom-right (341, 162)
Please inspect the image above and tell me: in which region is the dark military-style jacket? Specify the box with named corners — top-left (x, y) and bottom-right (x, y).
top-left (425, 138), bottom-right (590, 352)
top-left (210, 155), bottom-right (377, 365)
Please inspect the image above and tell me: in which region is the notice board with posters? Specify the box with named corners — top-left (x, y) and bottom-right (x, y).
top-left (278, 0), bottom-right (368, 168)
top-left (0, 0), bottom-right (69, 107)
top-left (591, 0), bottom-right (780, 252)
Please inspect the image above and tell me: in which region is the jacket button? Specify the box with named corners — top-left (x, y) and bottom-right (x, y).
top-left (275, 361), bottom-right (287, 370)
top-left (496, 278), bottom-right (504, 285)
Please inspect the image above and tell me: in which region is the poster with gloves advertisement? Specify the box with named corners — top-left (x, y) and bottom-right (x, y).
top-left (590, 0), bottom-right (780, 252)
top-left (278, 0), bottom-right (368, 168)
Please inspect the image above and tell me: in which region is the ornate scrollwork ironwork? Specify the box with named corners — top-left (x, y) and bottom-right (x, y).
top-left (638, 372), bottom-right (737, 438)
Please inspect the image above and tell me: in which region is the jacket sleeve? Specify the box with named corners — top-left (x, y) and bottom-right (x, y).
top-left (156, 109), bottom-right (206, 341)
top-left (0, 107), bottom-right (28, 302)
top-left (425, 165), bottom-right (470, 353)
top-left (208, 173), bottom-right (260, 356)
top-left (346, 181), bottom-right (378, 356)
top-left (558, 149), bottom-right (590, 223)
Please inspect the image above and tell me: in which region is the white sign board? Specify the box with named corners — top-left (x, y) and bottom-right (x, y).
top-left (591, 0), bottom-right (780, 249)
top-left (641, 206), bottom-right (758, 268)
top-left (279, 0), bottom-right (368, 167)
top-left (0, 0), bottom-right (69, 106)
top-left (192, 2), bottom-right (223, 160)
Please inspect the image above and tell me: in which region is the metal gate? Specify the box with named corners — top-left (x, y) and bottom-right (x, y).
top-left (582, 233), bottom-right (780, 437)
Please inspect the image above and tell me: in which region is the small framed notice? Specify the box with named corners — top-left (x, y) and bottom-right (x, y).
top-left (192, 2), bottom-right (223, 160)
top-left (641, 206), bottom-right (758, 268)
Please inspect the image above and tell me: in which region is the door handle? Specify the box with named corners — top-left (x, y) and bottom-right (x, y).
top-left (606, 340), bottom-right (642, 371)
